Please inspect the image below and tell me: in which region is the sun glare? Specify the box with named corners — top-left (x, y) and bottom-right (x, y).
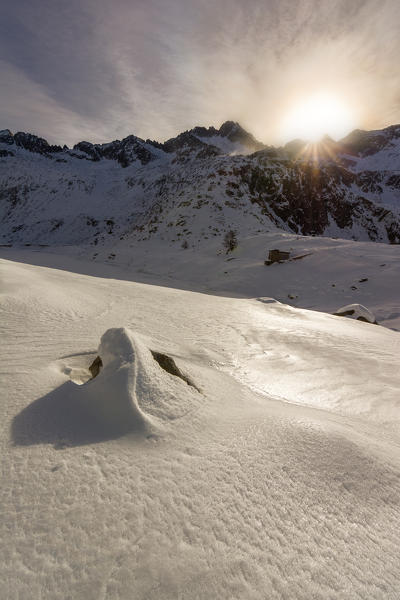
top-left (281, 92), bottom-right (355, 143)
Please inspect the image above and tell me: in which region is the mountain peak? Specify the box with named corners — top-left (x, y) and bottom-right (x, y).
top-left (218, 121), bottom-right (265, 152)
top-left (187, 121), bottom-right (265, 154)
top-left (0, 129), bottom-right (14, 145)
top-left (218, 120), bottom-right (241, 136)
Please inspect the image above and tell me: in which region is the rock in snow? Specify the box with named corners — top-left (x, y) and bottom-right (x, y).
top-left (79, 327), bottom-right (201, 431)
top-left (88, 354), bottom-right (102, 378)
top-left (334, 303), bottom-right (377, 324)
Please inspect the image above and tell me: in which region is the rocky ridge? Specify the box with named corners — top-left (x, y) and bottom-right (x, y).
top-left (1, 121), bottom-right (400, 248)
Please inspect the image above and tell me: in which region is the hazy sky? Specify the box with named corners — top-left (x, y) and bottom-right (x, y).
top-left (1, 0), bottom-right (400, 146)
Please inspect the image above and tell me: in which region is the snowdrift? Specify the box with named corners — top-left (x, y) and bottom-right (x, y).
top-left (90, 327), bottom-right (201, 425)
top-left (12, 327), bottom-right (201, 446)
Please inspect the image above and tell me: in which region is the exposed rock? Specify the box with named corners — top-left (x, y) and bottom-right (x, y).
top-left (89, 355), bottom-right (103, 379)
top-left (0, 149), bottom-right (14, 158)
top-left (163, 132), bottom-right (209, 153)
top-left (73, 141), bottom-right (101, 161)
top-left (0, 129), bottom-right (14, 145)
top-left (333, 304), bottom-right (377, 324)
top-left (219, 120), bottom-right (266, 152)
top-left (190, 125), bottom-right (219, 138)
top-left (151, 350), bottom-right (199, 390)
top-left (14, 132), bottom-right (62, 154)
top-left (341, 125), bottom-right (400, 157)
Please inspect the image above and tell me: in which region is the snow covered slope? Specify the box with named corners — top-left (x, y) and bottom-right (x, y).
top-left (2, 254), bottom-right (400, 599)
top-left (1, 122), bottom-right (400, 249)
top-left (3, 228), bottom-right (399, 330)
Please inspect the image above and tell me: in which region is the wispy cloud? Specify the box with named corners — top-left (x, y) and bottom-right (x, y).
top-left (1, 0), bottom-right (399, 145)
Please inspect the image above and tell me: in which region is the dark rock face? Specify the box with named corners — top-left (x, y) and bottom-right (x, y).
top-left (0, 129), bottom-right (14, 145)
top-left (0, 149), bottom-right (14, 158)
top-left (73, 141), bottom-right (101, 161)
top-left (73, 135), bottom-right (160, 167)
top-left (218, 121), bottom-right (266, 151)
top-left (386, 174), bottom-right (400, 189)
top-left (181, 121), bottom-right (266, 153)
top-left (14, 132), bottom-right (63, 154)
top-left (190, 125), bottom-right (219, 138)
top-left (89, 356), bottom-right (103, 379)
top-left (241, 163), bottom-right (348, 235)
top-left (123, 136), bottom-right (157, 166)
top-left (356, 171), bottom-right (384, 194)
top-left (163, 132), bottom-right (209, 153)
top-left (341, 125), bottom-right (400, 157)
top-left (236, 159), bottom-right (400, 240)
top-left (195, 145), bottom-right (221, 159)
top-left (151, 351), bottom-right (199, 390)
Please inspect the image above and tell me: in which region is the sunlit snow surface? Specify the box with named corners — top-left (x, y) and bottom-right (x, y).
top-left (2, 242), bottom-right (400, 599)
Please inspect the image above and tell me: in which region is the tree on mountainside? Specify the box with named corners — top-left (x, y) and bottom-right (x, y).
top-left (223, 229), bottom-right (238, 253)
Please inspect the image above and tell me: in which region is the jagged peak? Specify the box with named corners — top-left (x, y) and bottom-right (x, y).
top-left (0, 129), bottom-right (14, 144)
top-left (217, 121), bottom-right (265, 151)
top-left (190, 125), bottom-right (219, 138)
top-left (339, 124), bottom-right (400, 158)
top-left (5, 121), bottom-right (400, 163)
top-left (218, 120), bottom-right (241, 136)
top-left (0, 121), bottom-right (268, 158)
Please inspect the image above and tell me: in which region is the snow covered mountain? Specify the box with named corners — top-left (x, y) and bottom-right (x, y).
top-left (1, 121), bottom-right (400, 249)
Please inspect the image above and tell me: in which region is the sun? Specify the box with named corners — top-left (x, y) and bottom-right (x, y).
top-left (281, 92), bottom-right (355, 143)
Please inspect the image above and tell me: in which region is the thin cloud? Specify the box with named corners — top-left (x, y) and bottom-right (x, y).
top-left (0, 0), bottom-right (399, 145)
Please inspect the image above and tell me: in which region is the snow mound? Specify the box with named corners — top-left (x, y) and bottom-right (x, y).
top-left (12, 328), bottom-right (202, 447)
top-left (334, 303), bottom-right (377, 324)
top-left (80, 327), bottom-right (202, 427)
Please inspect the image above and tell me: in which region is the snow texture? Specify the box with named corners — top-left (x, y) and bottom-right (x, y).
top-left (2, 249), bottom-right (400, 599)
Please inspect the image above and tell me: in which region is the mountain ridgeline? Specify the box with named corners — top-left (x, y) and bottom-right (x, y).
top-left (1, 120), bottom-right (400, 247)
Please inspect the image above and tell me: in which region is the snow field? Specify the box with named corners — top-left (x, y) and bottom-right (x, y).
top-left (2, 229), bottom-right (400, 327)
top-left (1, 256), bottom-right (400, 598)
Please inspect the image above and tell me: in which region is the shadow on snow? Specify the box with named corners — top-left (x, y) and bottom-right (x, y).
top-left (11, 381), bottom-right (144, 449)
